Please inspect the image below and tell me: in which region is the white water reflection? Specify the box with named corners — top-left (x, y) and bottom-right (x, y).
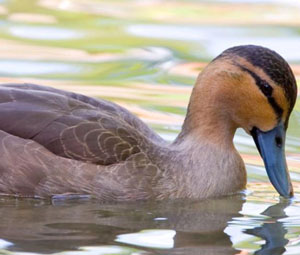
top-left (128, 24), bottom-right (300, 62)
top-left (61, 246), bottom-right (143, 255)
top-left (0, 60), bottom-right (80, 75)
top-left (214, 0), bottom-right (300, 6)
top-left (206, 37), bottom-right (300, 63)
top-left (224, 224), bottom-right (258, 251)
top-left (226, 200), bottom-right (292, 254)
top-left (0, 239), bottom-right (12, 249)
top-left (9, 26), bottom-right (82, 40)
top-left (1, 245), bottom-right (144, 255)
top-left (116, 229), bottom-right (176, 249)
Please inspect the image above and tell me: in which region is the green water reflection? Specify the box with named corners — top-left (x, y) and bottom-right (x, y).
top-left (0, 0), bottom-right (300, 254)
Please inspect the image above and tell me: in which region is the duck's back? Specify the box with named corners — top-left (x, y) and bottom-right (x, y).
top-left (0, 83), bottom-right (163, 165)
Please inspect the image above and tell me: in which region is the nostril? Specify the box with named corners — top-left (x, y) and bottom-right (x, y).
top-left (275, 136), bottom-right (283, 148)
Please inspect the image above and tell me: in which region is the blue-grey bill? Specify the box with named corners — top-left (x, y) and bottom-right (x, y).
top-left (251, 122), bottom-right (293, 198)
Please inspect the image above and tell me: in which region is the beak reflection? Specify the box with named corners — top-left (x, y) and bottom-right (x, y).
top-left (250, 122), bottom-right (293, 198)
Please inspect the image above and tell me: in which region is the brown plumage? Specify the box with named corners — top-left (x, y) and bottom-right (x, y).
top-left (0, 45), bottom-right (297, 201)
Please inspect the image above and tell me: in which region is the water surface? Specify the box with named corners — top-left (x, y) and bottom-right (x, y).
top-left (0, 0), bottom-right (299, 254)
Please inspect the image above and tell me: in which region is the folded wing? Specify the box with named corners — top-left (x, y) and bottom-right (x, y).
top-left (0, 83), bottom-right (162, 165)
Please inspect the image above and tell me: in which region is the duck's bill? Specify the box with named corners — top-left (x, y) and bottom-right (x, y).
top-left (250, 122), bottom-right (293, 198)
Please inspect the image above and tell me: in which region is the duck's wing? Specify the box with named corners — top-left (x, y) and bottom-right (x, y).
top-left (0, 83), bottom-right (162, 165)
top-left (1, 83), bottom-right (162, 142)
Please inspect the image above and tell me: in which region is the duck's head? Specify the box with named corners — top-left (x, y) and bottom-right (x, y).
top-left (192, 45), bottom-right (297, 198)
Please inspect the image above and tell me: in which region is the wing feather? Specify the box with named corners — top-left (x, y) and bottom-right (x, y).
top-left (0, 83), bottom-right (161, 165)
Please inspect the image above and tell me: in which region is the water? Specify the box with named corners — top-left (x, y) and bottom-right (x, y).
top-left (0, 0), bottom-right (299, 254)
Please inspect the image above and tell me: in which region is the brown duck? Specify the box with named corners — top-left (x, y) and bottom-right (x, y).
top-left (0, 45), bottom-right (297, 201)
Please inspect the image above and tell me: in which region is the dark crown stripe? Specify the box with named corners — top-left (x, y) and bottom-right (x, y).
top-left (236, 64), bottom-right (283, 121)
top-left (215, 45), bottom-right (297, 118)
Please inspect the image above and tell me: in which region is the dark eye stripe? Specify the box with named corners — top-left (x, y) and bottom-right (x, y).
top-left (239, 66), bottom-right (273, 96)
top-left (236, 65), bottom-right (283, 121)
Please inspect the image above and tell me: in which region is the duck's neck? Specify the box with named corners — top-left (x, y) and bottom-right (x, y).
top-left (160, 77), bottom-right (245, 199)
top-left (174, 78), bottom-right (237, 149)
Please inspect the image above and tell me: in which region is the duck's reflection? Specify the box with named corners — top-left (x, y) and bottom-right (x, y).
top-left (0, 195), bottom-right (244, 254)
top-left (244, 200), bottom-right (290, 255)
top-left (0, 196), bottom-right (292, 255)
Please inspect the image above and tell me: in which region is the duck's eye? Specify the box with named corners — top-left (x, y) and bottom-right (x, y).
top-left (259, 80), bottom-right (273, 97)
top-left (275, 136), bottom-right (283, 148)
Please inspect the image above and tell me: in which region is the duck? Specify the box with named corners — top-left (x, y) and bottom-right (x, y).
top-left (0, 45), bottom-right (297, 201)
